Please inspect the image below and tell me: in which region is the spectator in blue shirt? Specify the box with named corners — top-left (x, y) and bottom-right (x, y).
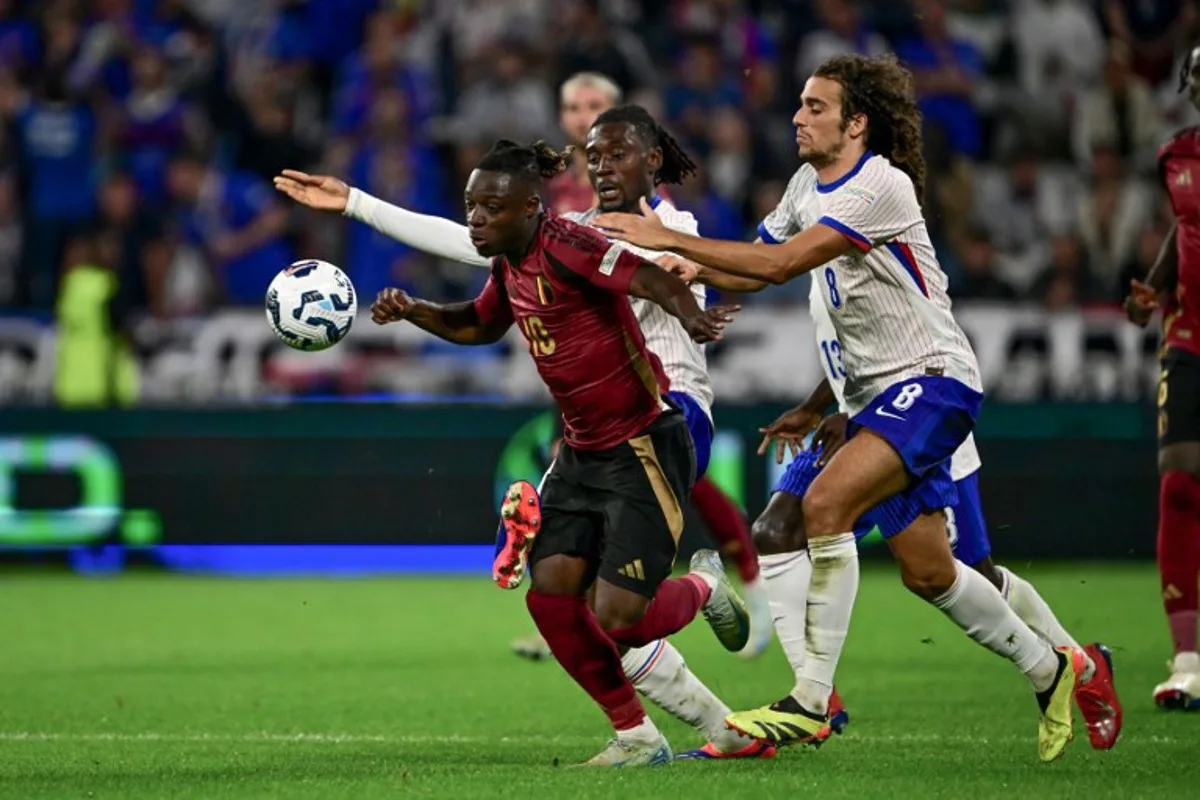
top-left (13, 68), bottom-right (98, 308)
top-left (0, 0), bottom-right (40, 75)
top-left (665, 37), bottom-right (743, 155)
top-left (894, 0), bottom-right (984, 159)
top-left (118, 46), bottom-right (191, 205)
top-left (167, 152), bottom-right (293, 306)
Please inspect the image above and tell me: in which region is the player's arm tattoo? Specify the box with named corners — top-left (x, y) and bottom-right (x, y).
top-left (629, 262), bottom-right (706, 323)
top-left (405, 300), bottom-right (511, 345)
top-left (1145, 222), bottom-right (1178, 295)
top-left (660, 225), bottom-right (852, 285)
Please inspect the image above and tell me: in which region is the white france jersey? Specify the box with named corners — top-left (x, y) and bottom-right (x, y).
top-left (808, 279), bottom-right (981, 480)
top-left (565, 198), bottom-right (713, 420)
top-left (760, 153), bottom-right (981, 416)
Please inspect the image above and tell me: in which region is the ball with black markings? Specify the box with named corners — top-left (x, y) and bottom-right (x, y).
top-left (265, 260), bottom-right (357, 351)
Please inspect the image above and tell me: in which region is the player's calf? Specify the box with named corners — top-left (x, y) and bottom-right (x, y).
top-left (526, 568), bottom-right (672, 765)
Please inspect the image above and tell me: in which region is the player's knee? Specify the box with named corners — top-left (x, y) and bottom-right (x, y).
top-left (802, 485), bottom-right (853, 539)
top-left (593, 592), bottom-right (649, 634)
top-left (751, 511), bottom-right (806, 555)
top-left (528, 555), bottom-right (587, 596)
top-left (900, 556), bottom-right (958, 600)
top-left (1162, 469), bottom-right (1200, 513)
top-left (1159, 443), bottom-right (1200, 483)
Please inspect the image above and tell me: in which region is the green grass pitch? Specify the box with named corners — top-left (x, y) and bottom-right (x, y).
top-left (1, 564), bottom-right (1195, 799)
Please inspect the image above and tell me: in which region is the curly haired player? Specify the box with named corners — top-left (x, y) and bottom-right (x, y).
top-left (595, 54), bottom-right (1094, 762)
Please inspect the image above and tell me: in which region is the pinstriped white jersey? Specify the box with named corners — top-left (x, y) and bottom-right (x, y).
top-left (760, 153), bottom-right (981, 415)
top-left (566, 199), bottom-right (713, 420)
top-left (808, 279), bottom-right (981, 480)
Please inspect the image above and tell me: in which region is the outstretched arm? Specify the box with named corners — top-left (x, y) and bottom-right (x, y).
top-left (346, 189), bottom-right (490, 267)
top-left (656, 247), bottom-right (770, 292)
top-left (628, 263), bottom-right (738, 343)
top-left (274, 170), bottom-right (490, 267)
top-left (371, 284), bottom-right (512, 345)
top-left (594, 199), bottom-right (852, 284)
top-left (694, 265), bottom-right (771, 293)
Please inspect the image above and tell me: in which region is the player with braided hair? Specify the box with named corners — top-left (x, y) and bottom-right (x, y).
top-left (275, 108), bottom-right (779, 762)
top-left (365, 138), bottom-right (747, 766)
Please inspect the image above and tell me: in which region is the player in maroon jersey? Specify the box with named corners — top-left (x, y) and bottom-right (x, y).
top-left (508, 77), bottom-right (762, 665)
top-left (1124, 44), bottom-right (1200, 710)
top-left (370, 140), bottom-right (750, 764)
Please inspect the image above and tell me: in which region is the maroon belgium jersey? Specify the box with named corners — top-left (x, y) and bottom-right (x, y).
top-left (473, 214), bottom-right (670, 450)
top-left (1159, 127), bottom-right (1200, 357)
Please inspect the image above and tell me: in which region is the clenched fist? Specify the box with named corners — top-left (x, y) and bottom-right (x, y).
top-left (371, 288), bottom-right (415, 325)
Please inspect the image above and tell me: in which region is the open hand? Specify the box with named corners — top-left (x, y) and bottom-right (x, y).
top-left (1123, 278), bottom-right (1159, 327)
top-left (757, 404), bottom-right (823, 464)
top-left (371, 287), bottom-right (415, 324)
top-left (273, 169), bottom-right (351, 213)
top-left (684, 304), bottom-right (739, 343)
top-left (594, 196), bottom-right (677, 251)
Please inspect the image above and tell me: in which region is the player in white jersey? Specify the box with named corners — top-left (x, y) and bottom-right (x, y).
top-left (274, 105), bottom-right (775, 761)
top-left (595, 54), bottom-right (1089, 762)
top-left (754, 278), bottom-right (1121, 747)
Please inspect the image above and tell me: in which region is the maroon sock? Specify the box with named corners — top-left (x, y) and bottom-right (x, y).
top-left (692, 476), bottom-right (759, 583)
top-left (525, 590), bottom-right (645, 731)
top-left (606, 575), bottom-right (711, 648)
top-left (1159, 470), bottom-right (1200, 654)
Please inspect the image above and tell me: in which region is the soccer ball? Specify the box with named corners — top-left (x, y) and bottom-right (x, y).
top-left (265, 260), bottom-right (357, 351)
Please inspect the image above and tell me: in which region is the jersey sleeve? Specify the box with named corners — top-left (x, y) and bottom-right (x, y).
top-left (544, 217), bottom-right (643, 293)
top-left (817, 166), bottom-right (922, 251)
top-left (758, 169), bottom-right (806, 244)
top-left (472, 267), bottom-right (514, 327)
top-left (345, 188), bottom-right (491, 268)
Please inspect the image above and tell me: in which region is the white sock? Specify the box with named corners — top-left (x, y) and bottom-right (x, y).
top-left (933, 561), bottom-right (1060, 692)
top-left (621, 640), bottom-right (754, 752)
top-left (759, 551), bottom-right (813, 684)
top-left (997, 565), bottom-right (1094, 682)
top-left (615, 714), bottom-right (661, 745)
top-left (794, 533), bottom-right (858, 714)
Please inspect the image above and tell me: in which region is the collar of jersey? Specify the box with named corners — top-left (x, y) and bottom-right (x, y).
top-left (815, 150), bottom-right (874, 194)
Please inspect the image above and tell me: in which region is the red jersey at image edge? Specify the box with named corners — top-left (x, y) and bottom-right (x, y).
top-left (1159, 126), bottom-right (1200, 358)
top-left (473, 214), bottom-right (670, 451)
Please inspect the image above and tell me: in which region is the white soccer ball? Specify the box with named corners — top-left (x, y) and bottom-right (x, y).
top-left (265, 259), bottom-right (357, 351)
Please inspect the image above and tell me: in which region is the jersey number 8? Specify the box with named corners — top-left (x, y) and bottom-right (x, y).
top-left (893, 383), bottom-right (923, 411)
top-left (824, 267), bottom-right (842, 309)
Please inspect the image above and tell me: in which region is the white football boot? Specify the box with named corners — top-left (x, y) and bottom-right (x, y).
top-left (1153, 651), bottom-right (1200, 710)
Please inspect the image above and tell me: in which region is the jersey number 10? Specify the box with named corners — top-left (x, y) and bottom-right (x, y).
top-left (520, 315), bottom-right (557, 357)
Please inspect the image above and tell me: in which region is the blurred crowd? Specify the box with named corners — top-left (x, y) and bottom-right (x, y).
top-left (0, 0), bottom-right (1197, 319)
